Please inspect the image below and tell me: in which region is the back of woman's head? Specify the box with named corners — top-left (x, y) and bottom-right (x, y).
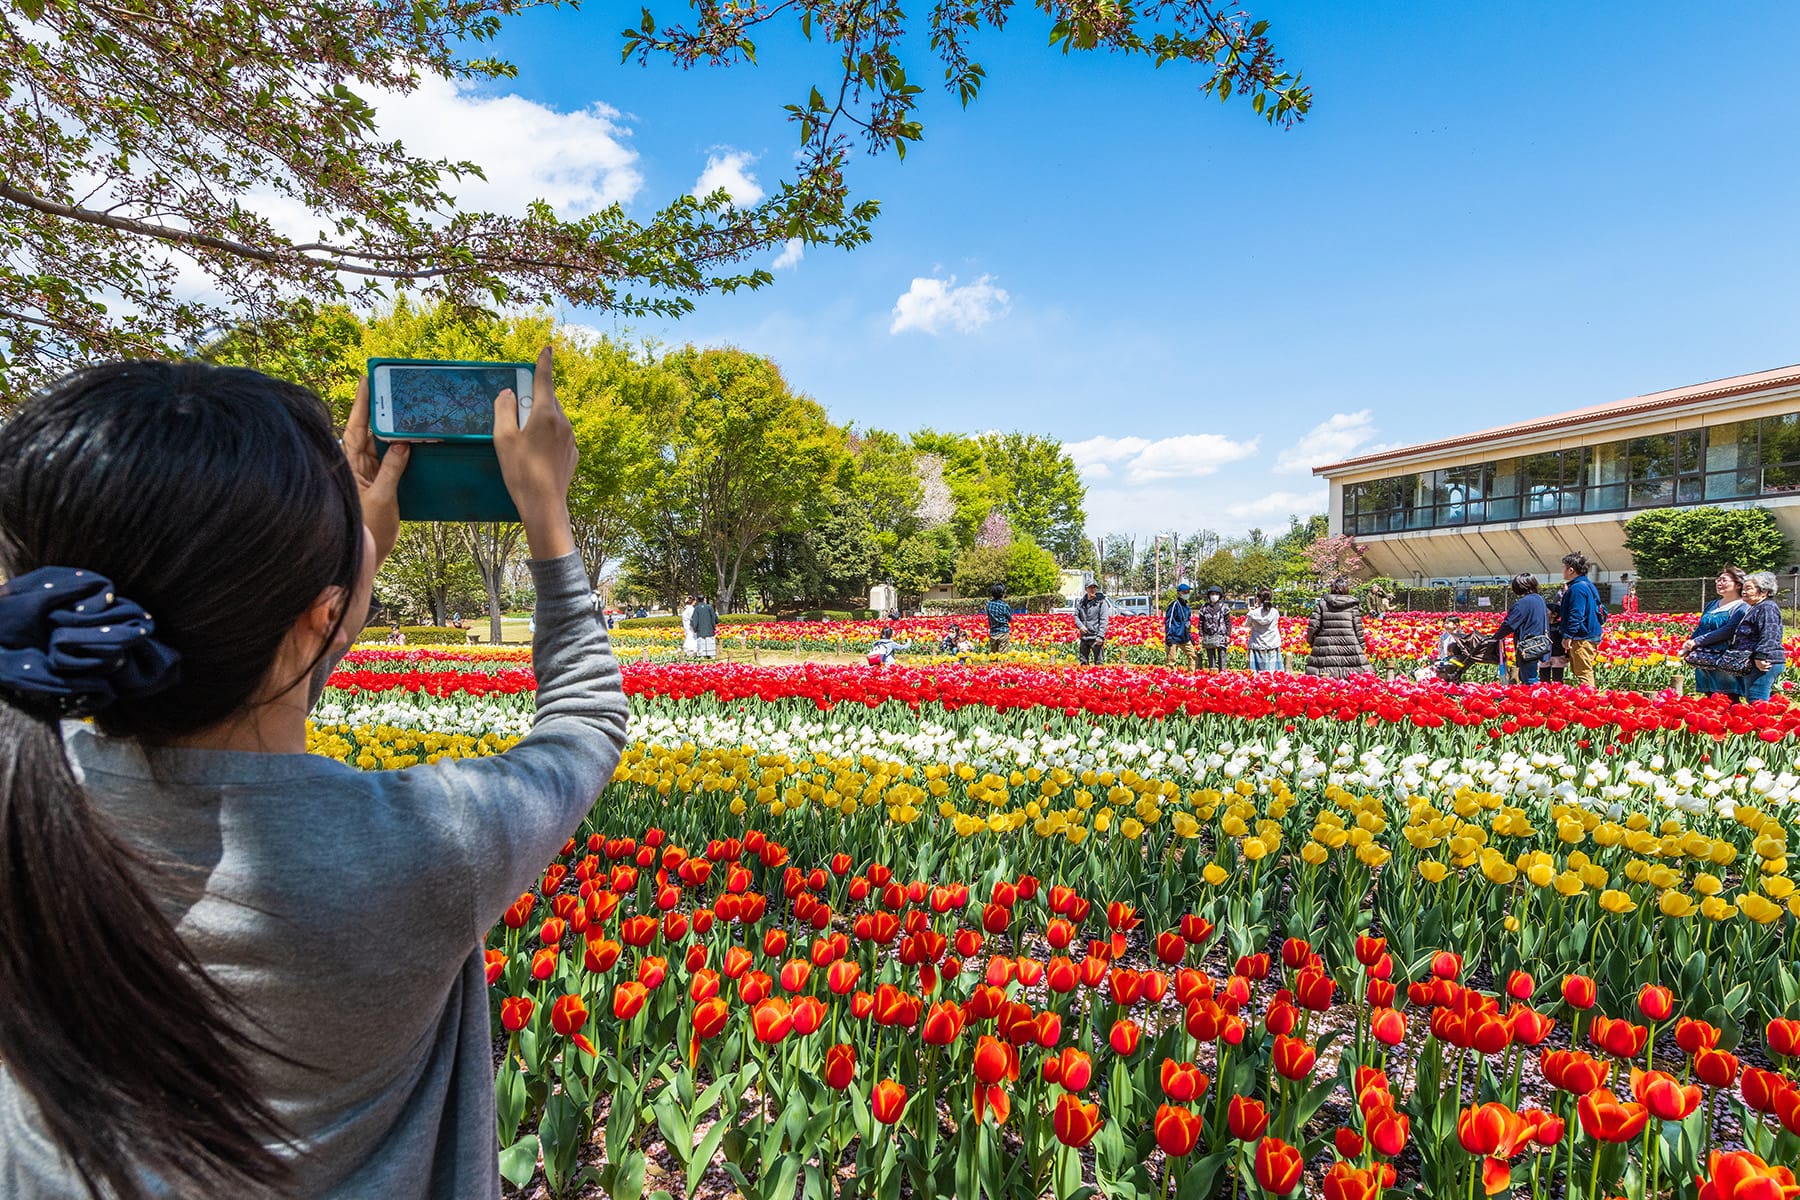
top-left (1511, 573), bottom-right (1539, 595)
top-left (0, 361), bottom-right (363, 1198)
top-left (1329, 578), bottom-right (1351, 595)
top-left (1256, 587), bottom-right (1273, 609)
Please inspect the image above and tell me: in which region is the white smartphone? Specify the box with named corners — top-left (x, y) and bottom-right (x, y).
top-left (368, 360), bottom-right (534, 441)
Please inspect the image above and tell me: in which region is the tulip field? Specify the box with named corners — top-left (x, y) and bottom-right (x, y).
top-left (312, 632), bottom-right (1800, 1198)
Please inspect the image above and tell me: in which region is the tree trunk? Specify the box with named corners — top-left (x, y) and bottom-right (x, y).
top-left (462, 522), bottom-right (523, 645)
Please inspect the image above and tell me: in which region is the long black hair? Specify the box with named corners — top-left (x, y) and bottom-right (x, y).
top-left (0, 362), bottom-right (364, 1197)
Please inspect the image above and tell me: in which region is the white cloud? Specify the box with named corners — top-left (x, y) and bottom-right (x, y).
top-left (692, 150), bottom-right (764, 207)
top-left (889, 275), bottom-right (1011, 335)
top-left (1067, 433), bottom-right (1259, 485)
top-left (772, 238), bottom-right (804, 270)
top-left (1226, 489), bottom-right (1328, 519)
top-left (1274, 410), bottom-right (1404, 473)
top-left (377, 75), bottom-right (642, 216)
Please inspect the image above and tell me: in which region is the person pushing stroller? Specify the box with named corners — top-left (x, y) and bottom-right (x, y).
top-left (1416, 615), bottom-right (1498, 682)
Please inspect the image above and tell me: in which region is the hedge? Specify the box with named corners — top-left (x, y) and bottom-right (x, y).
top-left (359, 625), bottom-right (471, 645)
top-left (613, 613), bottom-right (771, 630)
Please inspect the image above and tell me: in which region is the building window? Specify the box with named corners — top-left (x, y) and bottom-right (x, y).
top-left (1340, 411), bottom-right (1800, 536)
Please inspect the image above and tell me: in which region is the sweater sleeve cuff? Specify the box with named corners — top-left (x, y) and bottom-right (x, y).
top-left (527, 553), bottom-right (593, 610)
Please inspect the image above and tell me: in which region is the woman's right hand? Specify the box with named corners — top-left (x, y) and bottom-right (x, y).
top-left (495, 345), bottom-right (577, 560)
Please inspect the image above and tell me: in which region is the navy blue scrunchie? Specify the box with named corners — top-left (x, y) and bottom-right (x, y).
top-left (0, 567), bottom-right (182, 716)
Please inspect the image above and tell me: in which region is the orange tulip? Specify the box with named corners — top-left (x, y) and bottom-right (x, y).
top-left (1154, 1104), bottom-right (1202, 1158)
top-left (530, 947), bottom-right (559, 981)
top-left (1769, 1018), bottom-right (1800, 1059)
top-left (791, 995), bottom-right (828, 1037)
top-left (1043, 1046), bottom-right (1094, 1092)
top-left (1542, 1048), bottom-right (1610, 1096)
top-left (1457, 1102), bottom-right (1531, 1160)
top-left (1254, 1136), bottom-right (1303, 1196)
top-left (1577, 1088), bottom-right (1649, 1143)
top-left (1109, 1019), bottom-right (1142, 1055)
top-left (1677, 1017), bottom-right (1722, 1055)
top-left (1366, 1102), bottom-right (1410, 1158)
top-left (871, 1078), bottom-right (908, 1125)
top-left (1052, 1093), bottom-right (1103, 1148)
top-left (1589, 1014), bottom-right (1649, 1059)
top-left (1695, 1048), bottom-right (1741, 1090)
top-left (1508, 1006), bottom-right (1556, 1047)
top-left (1322, 1162), bottom-right (1382, 1200)
top-left (921, 1000), bottom-right (966, 1046)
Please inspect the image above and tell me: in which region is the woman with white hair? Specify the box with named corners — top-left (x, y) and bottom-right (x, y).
top-left (1731, 570), bottom-right (1787, 703)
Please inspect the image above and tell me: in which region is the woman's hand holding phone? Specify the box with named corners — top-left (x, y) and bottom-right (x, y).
top-left (343, 378), bottom-right (410, 567)
top-left (494, 345), bottom-right (577, 561)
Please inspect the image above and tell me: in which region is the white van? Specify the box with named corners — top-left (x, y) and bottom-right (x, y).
top-left (1108, 594), bottom-right (1154, 617)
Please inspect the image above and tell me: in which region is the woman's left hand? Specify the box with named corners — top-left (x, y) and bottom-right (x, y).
top-left (343, 377), bottom-right (410, 565)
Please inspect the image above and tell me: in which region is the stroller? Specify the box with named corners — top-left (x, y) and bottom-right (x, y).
top-left (1418, 627), bottom-right (1499, 683)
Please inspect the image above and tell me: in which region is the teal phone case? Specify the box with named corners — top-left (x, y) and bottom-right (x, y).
top-left (368, 358), bottom-right (532, 523)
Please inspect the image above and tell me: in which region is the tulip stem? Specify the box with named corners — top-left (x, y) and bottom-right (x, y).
top-left (1586, 1137), bottom-right (1601, 1200)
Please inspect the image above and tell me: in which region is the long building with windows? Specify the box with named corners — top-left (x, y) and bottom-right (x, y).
top-left (1313, 365), bottom-right (1800, 585)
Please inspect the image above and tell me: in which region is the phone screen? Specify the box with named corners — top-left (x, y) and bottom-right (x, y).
top-left (381, 365), bottom-right (527, 436)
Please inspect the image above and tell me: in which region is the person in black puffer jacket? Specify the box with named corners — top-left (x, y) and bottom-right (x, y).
top-left (1305, 579), bottom-right (1372, 677)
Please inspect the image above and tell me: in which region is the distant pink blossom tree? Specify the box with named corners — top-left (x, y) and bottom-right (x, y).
top-left (975, 510), bottom-right (1014, 549)
top-left (1304, 535), bottom-right (1364, 581)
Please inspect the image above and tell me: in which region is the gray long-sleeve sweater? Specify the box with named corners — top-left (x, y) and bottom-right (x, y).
top-left (0, 553), bottom-right (629, 1199)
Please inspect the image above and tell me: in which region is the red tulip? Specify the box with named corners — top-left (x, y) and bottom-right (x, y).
top-left (1371, 1007), bottom-right (1406, 1046)
top-left (1430, 951), bottom-right (1463, 981)
top-left (584, 936), bottom-right (621, 973)
top-left (636, 955), bottom-right (667, 990)
top-left (1160, 1058), bottom-right (1209, 1103)
top-left (530, 947), bottom-right (559, 981)
top-left (921, 1000), bottom-right (966, 1046)
top-left (1740, 1067), bottom-right (1787, 1114)
top-left (1589, 1014), bottom-right (1649, 1059)
top-left (1457, 1102), bottom-right (1531, 1159)
top-left (500, 995), bottom-right (534, 1032)
top-left (1154, 1104), bottom-right (1203, 1158)
top-left (1154, 932), bottom-right (1187, 966)
top-left (973, 1035), bottom-right (1016, 1086)
top-left (825, 1043), bottom-right (856, 1090)
top-left (1561, 973), bottom-right (1597, 1010)
top-left (1677, 1017), bottom-right (1722, 1055)
top-left (1508, 1005), bottom-right (1556, 1047)
top-left (1322, 1162), bottom-right (1382, 1200)
top-left (1228, 1095), bottom-right (1269, 1140)
top-left (1043, 1046), bottom-right (1093, 1091)
top-left (484, 948), bottom-right (506, 986)
top-left (1632, 1068), bottom-right (1702, 1121)
top-left (1366, 1102), bottom-right (1410, 1157)
top-left (871, 1078), bottom-right (908, 1125)
top-left (1577, 1088), bottom-right (1649, 1142)
top-left (1541, 1048), bottom-right (1610, 1096)
top-left (691, 996), bottom-right (730, 1043)
top-left (1334, 1127), bottom-right (1365, 1158)
top-left (613, 981), bottom-right (647, 1021)
top-left (1506, 970), bottom-right (1535, 1001)
top-left (791, 995), bottom-right (827, 1037)
top-left (1254, 1136), bottom-right (1303, 1196)
top-left (1293, 966), bottom-right (1336, 1012)
top-left (752, 997), bottom-right (794, 1044)
top-left (1769, 1018), bottom-right (1800, 1058)
top-left (1052, 1093), bottom-right (1103, 1148)
top-left (1109, 1019), bottom-right (1141, 1055)
top-left (550, 993), bottom-right (589, 1037)
top-left (1637, 984), bottom-right (1674, 1023)
top-left (1694, 1048), bottom-right (1741, 1089)
top-left (1695, 1150), bottom-right (1800, 1200)
top-left (1272, 1034), bottom-right (1316, 1080)
top-left (1354, 935), bottom-right (1387, 967)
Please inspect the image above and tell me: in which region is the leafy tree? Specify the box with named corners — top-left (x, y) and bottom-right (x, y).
top-left (378, 521), bottom-right (483, 625)
top-left (1623, 507), bottom-right (1789, 579)
top-left (2, 0), bottom-right (1304, 384)
top-left (889, 528), bottom-right (958, 602)
top-left (1272, 513), bottom-right (1330, 580)
top-left (648, 347), bottom-right (845, 609)
top-left (977, 432), bottom-right (1090, 562)
top-left (952, 546), bottom-right (1010, 599)
top-left (1006, 537), bottom-right (1064, 595)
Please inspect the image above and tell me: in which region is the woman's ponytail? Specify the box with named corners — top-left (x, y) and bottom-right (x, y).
top-left (0, 360), bottom-right (366, 1196)
top-left (0, 699), bottom-right (289, 1198)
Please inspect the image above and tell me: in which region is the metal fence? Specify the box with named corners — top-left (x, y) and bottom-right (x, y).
top-left (1628, 574), bottom-right (1800, 619)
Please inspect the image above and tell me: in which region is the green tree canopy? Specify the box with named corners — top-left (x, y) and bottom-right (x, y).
top-left (1, 0), bottom-right (1305, 384)
top-left (1623, 507), bottom-right (1789, 579)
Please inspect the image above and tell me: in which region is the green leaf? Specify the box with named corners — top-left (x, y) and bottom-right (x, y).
top-left (498, 1135), bottom-right (540, 1190)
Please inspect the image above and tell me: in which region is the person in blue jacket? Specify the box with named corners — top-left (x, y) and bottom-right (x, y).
top-left (1163, 582), bottom-right (1195, 670)
top-left (1558, 553), bottom-right (1606, 687)
top-left (1495, 572), bottom-right (1550, 685)
top-left (1731, 570), bottom-right (1788, 703)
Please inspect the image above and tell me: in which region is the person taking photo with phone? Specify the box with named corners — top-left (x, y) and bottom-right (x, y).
top-left (0, 347), bottom-right (629, 1200)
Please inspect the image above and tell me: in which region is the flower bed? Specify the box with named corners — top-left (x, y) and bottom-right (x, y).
top-left (309, 650), bottom-right (1800, 1195)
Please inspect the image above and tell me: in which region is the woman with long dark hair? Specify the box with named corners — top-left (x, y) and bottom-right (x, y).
top-left (0, 350), bottom-right (628, 1198)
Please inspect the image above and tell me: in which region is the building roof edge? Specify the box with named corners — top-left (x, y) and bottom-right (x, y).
top-left (1312, 364), bottom-right (1800, 477)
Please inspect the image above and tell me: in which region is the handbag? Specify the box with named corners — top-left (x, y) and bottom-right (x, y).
top-left (1517, 633), bottom-right (1552, 662)
top-left (1684, 645), bottom-right (1753, 673)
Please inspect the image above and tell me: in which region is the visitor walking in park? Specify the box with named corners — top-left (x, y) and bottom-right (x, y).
top-left (1246, 587), bottom-right (1283, 673)
top-left (1162, 582), bottom-right (1196, 670)
top-left (984, 584), bottom-right (1013, 653)
top-left (1074, 580), bottom-right (1109, 665)
top-left (1559, 552), bottom-right (1606, 687)
top-left (1196, 585), bottom-right (1233, 671)
top-left (1679, 567), bottom-right (1749, 697)
top-left (1304, 578), bottom-right (1371, 677)
top-left (680, 594), bottom-right (697, 655)
top-left (0, 351), bottom-right (630, 1199)
top-left (690, 595), bottom-right (719, 658)
top-left (1494, 573), bottom-right (1551, 685)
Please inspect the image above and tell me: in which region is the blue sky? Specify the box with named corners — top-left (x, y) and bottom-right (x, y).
top-left (401, 0), bottom-right (1800, 542)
